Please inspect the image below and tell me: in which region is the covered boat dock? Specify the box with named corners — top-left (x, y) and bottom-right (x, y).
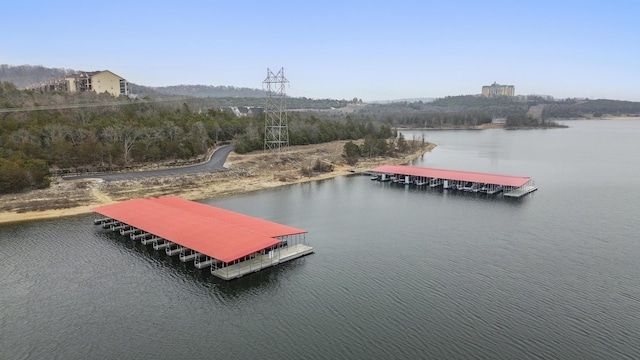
top-left (93, 197), bottom-right (313, 280)
top-left (370, 165), bottom-right (537, 198)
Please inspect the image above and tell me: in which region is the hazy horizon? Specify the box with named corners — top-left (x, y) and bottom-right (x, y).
top-left (4, 1), bottom-right (639, 102)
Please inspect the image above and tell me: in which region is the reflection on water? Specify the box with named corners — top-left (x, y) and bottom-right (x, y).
top-left (2, 120), bottom-right (640, 359)
top-left (98, 225), bottom-right (308, 300)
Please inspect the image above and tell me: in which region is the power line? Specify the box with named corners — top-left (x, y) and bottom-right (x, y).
top-left (0, 97), bottom-right (190, 114)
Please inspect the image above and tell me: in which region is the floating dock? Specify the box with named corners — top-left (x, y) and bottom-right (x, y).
top-left (370, 165), bottom-right (537, 198)
top-left (93, 196), bottom-right (313, 280)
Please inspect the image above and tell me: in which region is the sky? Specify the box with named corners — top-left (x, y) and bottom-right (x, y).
top-left (3, 0), bottom-right (639, 101)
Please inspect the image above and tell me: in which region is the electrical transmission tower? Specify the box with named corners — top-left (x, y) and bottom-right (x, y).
top-left (263, 67), bottom-right (289, 154)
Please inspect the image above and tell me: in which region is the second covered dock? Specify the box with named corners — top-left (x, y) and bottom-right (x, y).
top-left (370, 165), bottom-right (537, 198)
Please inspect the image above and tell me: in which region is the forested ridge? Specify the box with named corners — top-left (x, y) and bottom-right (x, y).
top-left (351, 95), bottom-right (640, 128)
top-left (542, 99), bottom-right (640, 118)
top-left (0, 81), bottom-right (390, 194)
top-left (0, 64), bottom-right (76, 89)
top-left (3, 64), bottom-right (640, 195)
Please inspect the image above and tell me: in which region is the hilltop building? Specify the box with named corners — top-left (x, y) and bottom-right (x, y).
top-left (482, 82), bottom-right (515, 97)
top-left (26, 70), bottom-right (128, 97)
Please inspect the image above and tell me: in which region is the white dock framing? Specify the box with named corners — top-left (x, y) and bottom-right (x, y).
top-left (211, 244), bottom-right (314, 280)
top-left (504, 184), bottom-right (538, 198)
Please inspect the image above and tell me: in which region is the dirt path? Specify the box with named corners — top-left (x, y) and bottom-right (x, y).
top-left (526, 104), bottom-right (545, 120)
top-left (90, 182), bottom-right (113, 204)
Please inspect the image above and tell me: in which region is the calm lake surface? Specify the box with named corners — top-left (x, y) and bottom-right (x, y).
top-left (2, 120), bottom-right (639, 359)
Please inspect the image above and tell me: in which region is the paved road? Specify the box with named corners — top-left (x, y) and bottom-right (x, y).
top-left (64, 145), bottom-right (233, 181)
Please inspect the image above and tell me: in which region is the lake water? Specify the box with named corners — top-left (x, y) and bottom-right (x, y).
top-left (2, 120), bottom-right (639, 359)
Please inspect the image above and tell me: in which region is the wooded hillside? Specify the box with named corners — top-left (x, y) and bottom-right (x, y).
top-left (0, 65), bottom-right (75, 89)
top-left (0, 81), bottom-right (390, 194)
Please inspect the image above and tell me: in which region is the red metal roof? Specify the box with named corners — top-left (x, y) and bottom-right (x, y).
top-left (372, 165), bottom-right (531, 187)
top-left (93, 197), bottom-right (306, 263)
top-left (147, 197), bottom-right (305, 238)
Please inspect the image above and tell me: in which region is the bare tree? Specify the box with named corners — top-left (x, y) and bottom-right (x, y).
top-left (10, 128), bottom-right (37, 144)
top-left (40, 124), bottom-right (69, 147)
top-left (68, 128), bottom-right (89, 147)
top-left (162, 121), bottom-right (182, 142)
top-left (102, 125), bottom-right (142, 164)
top-left (188, 121), bottom-right (208, 153)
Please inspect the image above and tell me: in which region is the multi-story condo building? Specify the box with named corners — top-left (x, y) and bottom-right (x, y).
top-left (27, 70), bottom-right (128, 97)
top-left (482, 82), bottom-right (515, 97)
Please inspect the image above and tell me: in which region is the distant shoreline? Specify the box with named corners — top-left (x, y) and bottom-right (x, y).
top-left (598, 116), bottom-right (640, 120)
top-left (3, 116), bottom-right (636, 225)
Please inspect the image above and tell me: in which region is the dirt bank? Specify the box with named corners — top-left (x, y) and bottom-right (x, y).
top-left (0, 140), bottom-right (435, 224)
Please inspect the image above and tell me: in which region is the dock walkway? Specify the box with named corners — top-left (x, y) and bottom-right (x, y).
top-left (504, 185), bottom-right (538, 198)
top-left (211, 244), bottom-right (314, 280)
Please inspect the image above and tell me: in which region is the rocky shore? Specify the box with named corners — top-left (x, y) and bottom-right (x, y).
top-left (0, 140), bottom-right (435, 224)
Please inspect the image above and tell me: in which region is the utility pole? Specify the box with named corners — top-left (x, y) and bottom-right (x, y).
top-left (263, 67), bottom-right (289, 155)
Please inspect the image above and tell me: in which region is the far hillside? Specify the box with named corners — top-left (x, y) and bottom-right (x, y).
top-left (354, 95), bottom-right (640, 122)
top-left (0, 65), bottom-right (76, 88)
top-left (0, 64), bottom-right (351, 110)
top-left (542, 99), bottom-right (640, 118)
top-left (151, 85), bottom-right (266, 98)
top-left (3, 63), bottom-right (639, 118)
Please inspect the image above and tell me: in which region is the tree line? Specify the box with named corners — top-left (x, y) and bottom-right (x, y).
top-left (358, 96), bottom-right (531, 120)
top-left (373, 111), bottom-right (493, 128)
top-left (542, 99), bottom-right (640, 119)
top-left (504, 114), bottom-right (566, 128)
top-left (0, 82), bottom-right (389, 194)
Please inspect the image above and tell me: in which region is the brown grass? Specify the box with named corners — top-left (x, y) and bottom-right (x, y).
top-left (0, 140), bottom-right (435, 224)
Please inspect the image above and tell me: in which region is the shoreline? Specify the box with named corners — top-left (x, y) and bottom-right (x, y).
top-left (0, 141), bottom-right (435, 225)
